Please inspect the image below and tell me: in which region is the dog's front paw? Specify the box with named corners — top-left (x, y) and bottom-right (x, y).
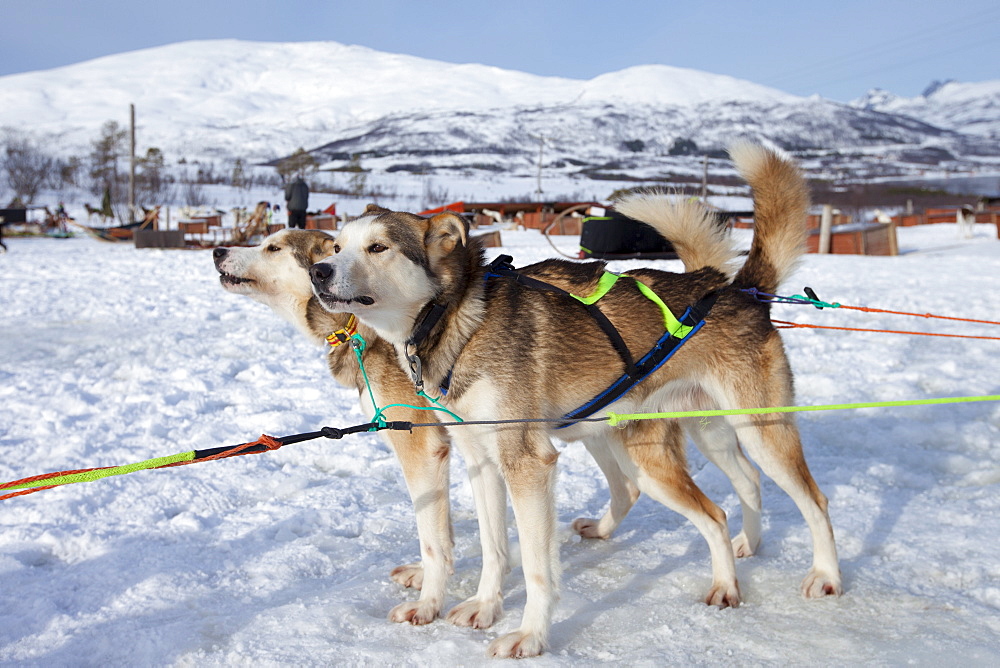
top-left (571, 517), bottom-right (612, 539)
top-left (705, 580), bottom-right (741, 608)
top-left (388, 599), bottom-right (440, 625)
top-left (390, 562), bottom-right (423, 590)
top-left (801, 569), bottom-right (842, 598)
top-left (731, 531), bottom-right (759, 558)
top-left (446, 596), bottom-right (502, 629)
top-left (488, 630), bottom-right (546, 658)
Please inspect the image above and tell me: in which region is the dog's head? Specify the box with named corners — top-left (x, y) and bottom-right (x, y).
top-left (309, 204), bottom-right (470, 343)
top-left (214, 228), bottom-right (337, 307)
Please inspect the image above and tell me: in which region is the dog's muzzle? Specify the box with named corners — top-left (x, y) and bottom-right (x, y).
top-left (310, 262), bottom-right (375, 306)
top-left (212, 247), bottom-right (229, 270)
top-left (310, 261), bottom-right (334, 288)
top-left (213, 247), bottom-right (254, 287)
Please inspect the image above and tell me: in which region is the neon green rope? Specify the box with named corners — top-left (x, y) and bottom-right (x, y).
top-left (4, 451), bottom-right (196, 491)
top-left (606, 394), bottom-right (1000, 426)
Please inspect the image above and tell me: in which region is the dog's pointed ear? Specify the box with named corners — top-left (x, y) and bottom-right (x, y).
top-left (311, 234), bottom-right (338, 262)
top-left (363, 203), bottom-right (390, 216)
top-left (425, 212), bottom-right (468, 263)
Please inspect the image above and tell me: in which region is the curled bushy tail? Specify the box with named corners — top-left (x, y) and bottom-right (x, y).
top-left (614, 194), bottom-right (740, 276)
top-left (729, 141), bottom-right (810, 293)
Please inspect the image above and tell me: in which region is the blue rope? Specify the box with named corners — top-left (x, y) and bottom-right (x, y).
top-left (742, 288), bottom-right (841, 309)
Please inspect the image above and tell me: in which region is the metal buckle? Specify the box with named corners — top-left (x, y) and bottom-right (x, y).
top-left (404, 343), bottom-right (425, 391)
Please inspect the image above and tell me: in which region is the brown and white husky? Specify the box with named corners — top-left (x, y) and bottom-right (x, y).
top-left (309, 142), bottom-right (841, 657)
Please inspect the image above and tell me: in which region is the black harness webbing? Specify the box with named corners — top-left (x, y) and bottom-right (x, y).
top-left (557, 292), bottom-right (717, 427)
top-left (403, 302), bottom-right (448, 393)
top-left (484, 255), bottom-right (718, 427)
top-left (484, 256), bottom-right (638, 376)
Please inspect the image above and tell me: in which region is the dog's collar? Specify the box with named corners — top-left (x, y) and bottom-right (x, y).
top-left (403, 302), bottom-right (448, 392)
top-left (406, 302), bottom-right (447, 349)
top-left (325, 314), bottom-right (358, 348)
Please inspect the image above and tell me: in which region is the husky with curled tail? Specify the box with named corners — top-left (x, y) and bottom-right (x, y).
top-left (310, 142), bottom-right (841, 657)
top-left (211, 227), bottom-right (736, 628)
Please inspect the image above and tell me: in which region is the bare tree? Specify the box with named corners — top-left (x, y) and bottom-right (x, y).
top-left (347, 154), bottom-right (368, 196)
top-left (276, 147), bottom-right (318, 182)
top-left (89, 121), bottom-right (129, 222)
top-left (136, 147), bottom-right (170, 205)
top-left (2, 130), bottom-right (54, 205)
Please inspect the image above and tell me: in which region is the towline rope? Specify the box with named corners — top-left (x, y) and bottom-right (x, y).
top-left (3, 395), bottom-right (998, 501)
top-left (743, 288), bottom-right (1000, 340)
top-left (401, 394), bottom-right (1000, 429)
top-left (0, 422), bottom-right (406, 501)
top-left (771, 320), bottom-right (1000, 340)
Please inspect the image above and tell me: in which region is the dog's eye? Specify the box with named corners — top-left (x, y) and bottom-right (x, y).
top-left (266, 245), bottom-right (281, 252)
top-left (333, 244), bottom-right (341, 253)
top-left (368, 243), bottom-right (388, 254)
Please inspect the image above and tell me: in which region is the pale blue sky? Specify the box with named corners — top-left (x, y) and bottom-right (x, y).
top-left (2, 0), bottom-right (998, 101)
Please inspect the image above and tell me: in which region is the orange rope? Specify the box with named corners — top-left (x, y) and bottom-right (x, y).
top-left (0, 466), bottom-right (112, 494)
top-left (834, 304), bottom-right (1000, 327)
top-left (772, 319), bottom-right (1000, 340)
top-left (0, 469), bottom-right (116, 500)
top-left (157, 434), bottom-right (285, 470)
top-left (0, 435), bottom-right (284, 500)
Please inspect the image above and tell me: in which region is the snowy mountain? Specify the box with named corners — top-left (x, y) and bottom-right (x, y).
top-left (851, 79), bottom-right (1000, 139)
top-left (1, 39), bottom-right (998, 181)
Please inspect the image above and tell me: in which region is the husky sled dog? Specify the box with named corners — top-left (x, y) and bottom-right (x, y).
top-left (310, 143), bottom-right (842, 657)
top-left (212, 229), bottom-right (662, 625)
top-left (214, 230), bottom-right (455, 625)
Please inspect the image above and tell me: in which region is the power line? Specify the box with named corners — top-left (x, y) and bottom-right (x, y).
top-left (760, 5), bottom-right (1000, 93)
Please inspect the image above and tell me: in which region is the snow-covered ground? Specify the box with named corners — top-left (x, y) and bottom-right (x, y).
top-left (1, 222), bottom-right (999, 665)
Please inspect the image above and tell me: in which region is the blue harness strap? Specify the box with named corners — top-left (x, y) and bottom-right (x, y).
top-left (556, 300), bottom-right (714, 426)
top-left (482, 255), bottom-right (717, 427)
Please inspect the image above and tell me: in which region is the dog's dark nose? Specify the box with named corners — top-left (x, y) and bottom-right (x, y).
top-left (213, 247), bottom-right (228, 260)
top-left (310, 262), bottom-right (334, 286)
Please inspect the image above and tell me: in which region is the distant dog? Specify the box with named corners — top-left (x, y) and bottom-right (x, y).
top-left (310, 143), bottom-right (841, 657)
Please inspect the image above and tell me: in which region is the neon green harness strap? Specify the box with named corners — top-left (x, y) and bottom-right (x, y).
top-left (572, 271), bottom-right (693, 339)
top-left (572, 271), bottom-right (621, 305)
top-left (3, 451), bottom-right (196, 491)
top-left (632, 279), bottom-right (693, 338)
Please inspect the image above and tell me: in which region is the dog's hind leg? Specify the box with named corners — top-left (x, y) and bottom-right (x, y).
top-left (618, 419), bottom-right (741, 607)
top-left (487, 427), bottom-right (560, 659)
top-left (445, 424), bottom-right (509, 631)
top-left (386, 424), bottom-right (454, 625)
top-left (710, 343), bottom-right (842, 598)
top-left (725, 411), bottom-right (842, 597)
top-left (682, 416), bottom-right (762, 558)
top-left (573, 434), bottom-right (641, 539)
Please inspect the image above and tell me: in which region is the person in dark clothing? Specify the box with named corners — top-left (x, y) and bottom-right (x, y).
top-left (284, 177), bottom-right (309, 229)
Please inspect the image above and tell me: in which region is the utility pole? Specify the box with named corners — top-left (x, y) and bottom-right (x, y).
top-left (818, 204), bottom-right (833, 254)
top-left (700, 155), bottom-right (708, 201)
top-left (128, 103), bottom-right (136, 223)
top-left (530, 134), bottom-right (547, 196)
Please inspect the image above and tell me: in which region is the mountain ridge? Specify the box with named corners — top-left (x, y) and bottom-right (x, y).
top-left (1, 39), bottom-right (998, 182)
